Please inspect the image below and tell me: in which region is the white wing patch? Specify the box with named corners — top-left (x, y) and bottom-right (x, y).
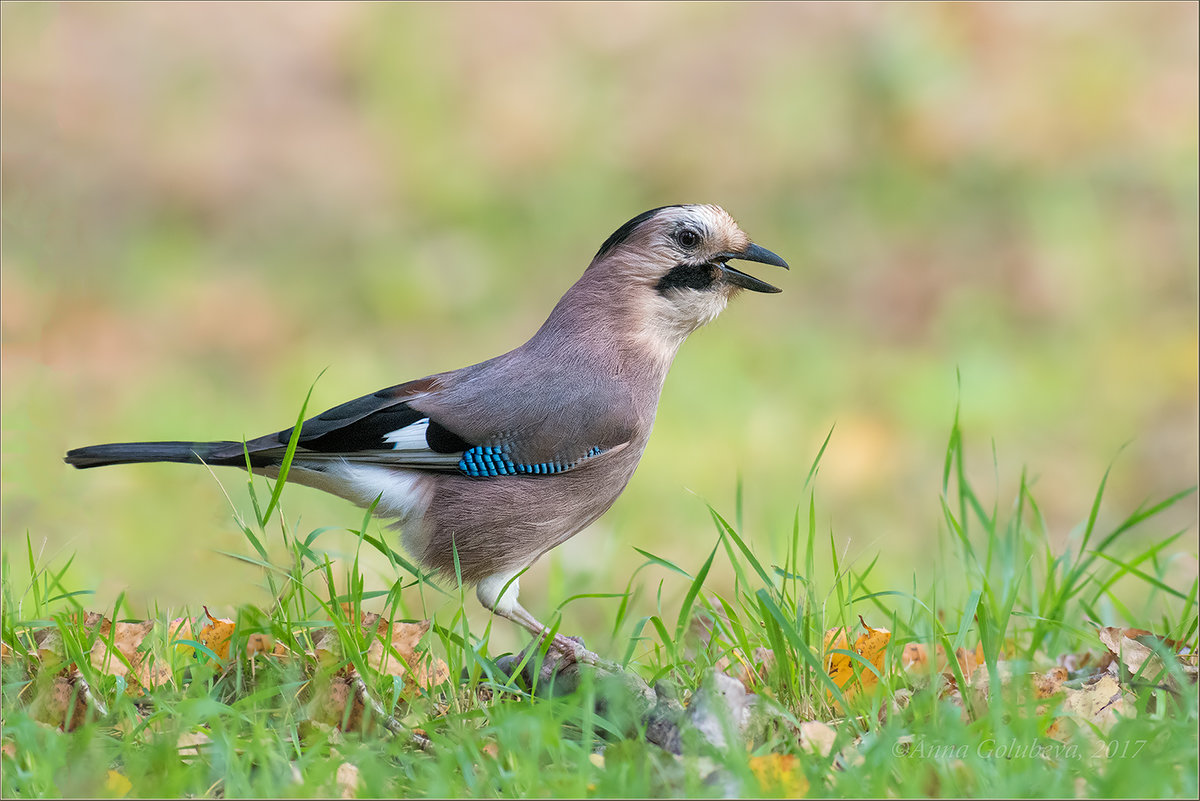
top-left (384, 418), bottom-right (436, 451)
top-left (353, 416), bottom-right (461, 468)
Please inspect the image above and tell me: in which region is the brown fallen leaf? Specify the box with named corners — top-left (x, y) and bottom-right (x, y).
top-left (32, 673), bottom-right (91, 731)
top-left (901, 642), bottom-right (985, 678)
top-left (245, 633), bottom-right (275, 658)
top-left (307, 674), bottom-right (367, 732)
top-left (177, 730), bottom-right (211, 761)
top-left (966, 661), bottom-right (1015, 694)
top-left (1048, 672), bottom-right (1134, 741)
top-left (1097, 626), bottom-right (1197, 688)
top-left (357, 615), bottom-right (449, 691)
top-left (1032, 666), bottom-right (1069, 699)
top-left (407, 655), bottom-right (451, 691)
top-left (366, 619), bottom-right (429, 677)
top-left (310, 626), bottom-right (343, 667)
top-left (135, 655), bottom-right (174, 690)
top-left (33, 628), bottom-right (64, 667)
top-left (797, 720), bottom-right (839, 758)
top-left (336, 762), bottom-right (360, 799)
top-left (90, 619), bottom-right (155, 684)
top-left (719, 646), bottom-right (777, 691)
top-left (72, 611), bottom-right (106, 629)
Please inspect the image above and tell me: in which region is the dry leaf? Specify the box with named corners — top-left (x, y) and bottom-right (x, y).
top-left (365, 620), bottom-right (429, 677)
top-left (307, 675), bottom-right (368, 732)
top-left (33, 674), bottom-right (90, 731)
top-left (797, 720), bottom-right (838, 758)
top-left (74, 611), bottom-right (106, 629)
top-left (336, 762), bottom-right (360, 799)
top-left (310, 626), bottom-right (343, 666)
top-left (1048, 672), bottom-right (1134, 741)
top-left (824, 619), bottom-right (890, 703)
top-left (720, 646), bottom-right (777, 691)
top-left (105, 769), bottom-right (133, 797)
top-left (199, 608), bottom-right (234, 661)
top-left (245, 633), bottom-right (275, 658)
top-left (901, 642), bottom-right (984, 677)
top-left (90, 620), bottom-right (155, 682)
top-left (1097, 626), bottom-right (1197, 687)
top-left (1032, 667), bottom-right (1069, 699)
top-left (966, 661), bottom-right (1013, 692)
top-left (362, 617), bottom-right (448, 690)
top-left (168, 617), bottom-right (194, 652)
top-left (748, 753), bottom-right (809, 798)
top-left (34, 628), bottom-right (64, 667)
top-left (135, 657), bottom-right (174, 690)
top-left (408, 656), bottom-right (451, 690)
top-left (177, 730), bottom-right (211, 760)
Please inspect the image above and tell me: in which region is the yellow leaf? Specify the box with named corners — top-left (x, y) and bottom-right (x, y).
top-left (748, 753), bottom-right (809, 797)
top-left (198, 607), bottom-right (234, 661)
top-left (168, 617), bottom-right (194, 655)
top-left (824, 619), bottom-right (890, 704)
top-left (105, 769), bottom-right (132, 797)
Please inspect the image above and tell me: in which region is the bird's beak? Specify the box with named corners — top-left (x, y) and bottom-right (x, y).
top-left (717, 243), bottom-right (789, 294)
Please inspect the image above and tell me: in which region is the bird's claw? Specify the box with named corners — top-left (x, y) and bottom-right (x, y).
top-left (546, 633), bottom-right (600, 667)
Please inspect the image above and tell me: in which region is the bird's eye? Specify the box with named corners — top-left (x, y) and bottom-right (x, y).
top-left (676, 229), bottom-right (700, 248)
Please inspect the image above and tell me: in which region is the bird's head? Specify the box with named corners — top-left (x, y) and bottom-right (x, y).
top-left (586, 204), bottom-right (788, 351)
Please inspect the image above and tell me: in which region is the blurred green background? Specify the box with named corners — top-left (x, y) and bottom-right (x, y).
top-left (2, 3), bottom-right (1196, 651)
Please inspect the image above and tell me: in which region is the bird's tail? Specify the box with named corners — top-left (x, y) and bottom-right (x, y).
top-left (64, 441), bottom-right (245, 469)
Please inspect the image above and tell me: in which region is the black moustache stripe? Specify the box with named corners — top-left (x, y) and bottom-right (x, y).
top-left (655, 262), bottom-right (718, 294)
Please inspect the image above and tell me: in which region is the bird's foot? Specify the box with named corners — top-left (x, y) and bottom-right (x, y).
top-left (545, 633), bottom-right (602, 667)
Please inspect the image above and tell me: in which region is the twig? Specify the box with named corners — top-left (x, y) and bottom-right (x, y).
top-left (74, 669), bottom-right (109, 719)
top-left (349, 670), bottom-right (433, 752)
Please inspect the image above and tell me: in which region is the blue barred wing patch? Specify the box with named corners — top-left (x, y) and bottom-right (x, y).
top-left (458, 445), bottom-right (604, 478)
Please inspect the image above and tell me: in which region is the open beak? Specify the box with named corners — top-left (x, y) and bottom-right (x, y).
top-left (717, 243), bottom-right (789, 294)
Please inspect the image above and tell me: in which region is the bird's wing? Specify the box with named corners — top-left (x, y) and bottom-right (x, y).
top-left (229, 361), bottom-right (636, 478)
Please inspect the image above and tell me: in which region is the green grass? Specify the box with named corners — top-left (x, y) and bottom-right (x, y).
top-left (3, 410), bottom-right (1197, 798)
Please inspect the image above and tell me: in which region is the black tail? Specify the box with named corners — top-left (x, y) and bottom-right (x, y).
top-left (64, 441), bottom-right (247, 469)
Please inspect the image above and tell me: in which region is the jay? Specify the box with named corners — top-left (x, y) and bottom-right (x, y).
top-left (65, 204), bottom-right (788, 664)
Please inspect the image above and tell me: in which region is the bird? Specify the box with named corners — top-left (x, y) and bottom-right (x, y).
top-left (65, 204), bottom-right (788, 665)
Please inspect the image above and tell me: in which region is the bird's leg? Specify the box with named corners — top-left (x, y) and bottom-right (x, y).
top-left (476, 572), bottom-right (601, 667)
top-left (498, 600), bottom-right (602, 667)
